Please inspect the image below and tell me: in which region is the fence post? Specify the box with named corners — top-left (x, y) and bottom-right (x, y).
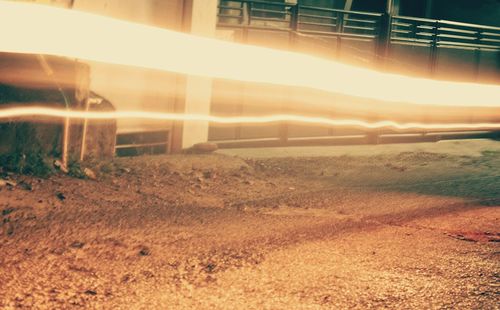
top-left (375, 12), bottom-right (391, 68)
top-left (288, 2), bottom-right (298, 48)
top-left (473, 30), bottom-right (481, 81)
top-left (278, 2), bottom-right (298, 146)
top-left (335, 12), bottom-right (344, 59)
top-left (428, 20), bottom-right (439, 76)
top-left (242, 1), bottom-right (251, 42)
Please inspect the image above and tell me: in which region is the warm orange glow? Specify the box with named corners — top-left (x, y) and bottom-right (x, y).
top-left (1, 107), bottom-right (500, 131)
top-left (0, 1), bottom-right (499, 108)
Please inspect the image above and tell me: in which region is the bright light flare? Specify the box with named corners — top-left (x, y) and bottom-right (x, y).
top-left (0, 1), bottom-right (499, 108)
top-left (1, 107), bottom-right (500, 131)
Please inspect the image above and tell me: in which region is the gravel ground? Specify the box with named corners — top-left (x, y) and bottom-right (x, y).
top-left (0, 140), bottom-right (499, 309)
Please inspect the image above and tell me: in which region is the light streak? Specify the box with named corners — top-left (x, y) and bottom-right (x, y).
top-left (0, 1), bottom-right (499, 108)
top-left (1, 107), bottom-right (499, 131)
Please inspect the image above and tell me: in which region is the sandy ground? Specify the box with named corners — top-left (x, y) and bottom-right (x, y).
top-left (0, 139), bottom-right (499, 309)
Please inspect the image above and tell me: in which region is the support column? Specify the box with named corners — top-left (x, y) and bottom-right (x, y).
top-left (376, 0), bottom-right (395, 66)
top-left (171, 0), bottom-right (218, 151)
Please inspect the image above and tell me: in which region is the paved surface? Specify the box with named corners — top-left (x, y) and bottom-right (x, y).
top-left (219, 139), bottom-right (500, 158)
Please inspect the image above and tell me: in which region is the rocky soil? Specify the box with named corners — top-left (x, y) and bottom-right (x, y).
top-left (0, 141), bottom-right (499, 309)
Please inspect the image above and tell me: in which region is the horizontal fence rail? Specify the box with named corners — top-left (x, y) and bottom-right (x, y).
top-left (391, 16), bottom-right (500, 51)
top-left (217, 0), bottom-right (383, 41)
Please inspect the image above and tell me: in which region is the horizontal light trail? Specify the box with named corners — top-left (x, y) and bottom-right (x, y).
top-left (0, 1), bottom-right (499, 108)
top-left (1, 107), bottom-right (499, 131)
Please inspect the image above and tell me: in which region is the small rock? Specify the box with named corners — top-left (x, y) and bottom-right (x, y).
top-left (51, 247), bottom-right (65, 255)
top-left (84, 290), bottom-right (97, 296)
top-left (18, 181), bottom-right (32, 191)
top-left (83, 168), bottom-right (97, 180)
top-left (203, 170), bottom-right (216, 179)
top-left (138, 247), bottom-right (150, 256)
top-left (188, 142), bottom-right (218, 154)
top-left (54, 160), bottom-right (68, 174)
top-left (6, 224), bottom-right (14, 236)
top-left (0, 180), bottom-right (17, 188)
top-left (142, 270), bottom-right (154, 278)
top-left (70, 241), bottom-right (85, 249)
top-left (26, 214), bottom-right (36, 220)
top-left (56, 192), bottom-right (66, 201)
top-left (121, 274), bottom-right (133, 283)
top-left (204, 263), bottom-right (216, 273)
top-left (322, 295), bottom-right (332, 304)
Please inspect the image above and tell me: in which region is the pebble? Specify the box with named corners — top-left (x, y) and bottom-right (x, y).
top-left (83, 168), bottom-right (97, 180)
top-left (189, 143), bottom-right (218, 153)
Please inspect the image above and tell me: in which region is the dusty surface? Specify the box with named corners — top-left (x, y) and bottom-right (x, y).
top-left (0, 140), bottom-right (499, 309)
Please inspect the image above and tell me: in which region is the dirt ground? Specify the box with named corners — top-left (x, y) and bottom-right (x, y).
top-left (0, 139), bottom-right (499, 309)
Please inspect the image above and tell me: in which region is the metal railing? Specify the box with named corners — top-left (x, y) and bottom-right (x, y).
top-left (218, 0), bottom-right (294, 30)
top-left (297, 6), bottom-right (382, 40)
top-left (217, 1), bottom-right (383, 40)
top-left (390, 15), bottom-right (500, 74)
top-left (213, 0), bottom-right (500, 147)
top-left (218, 1), bottom-right (500, 59)
top-left (391, 16), bottom-right (500, 50)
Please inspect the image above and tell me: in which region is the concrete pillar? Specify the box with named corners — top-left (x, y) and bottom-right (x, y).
top-left (172, 0), bottom-right (218, 150)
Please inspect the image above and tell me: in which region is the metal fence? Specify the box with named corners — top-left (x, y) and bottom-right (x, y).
top-left (217, 1), bottom-right (500, 67)
top-left (217, 1), bottom-right (383, 53)
top-left (211, 0), bottom-right (500, 147)
top-left (391, 16), bottom-right (500, 76)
